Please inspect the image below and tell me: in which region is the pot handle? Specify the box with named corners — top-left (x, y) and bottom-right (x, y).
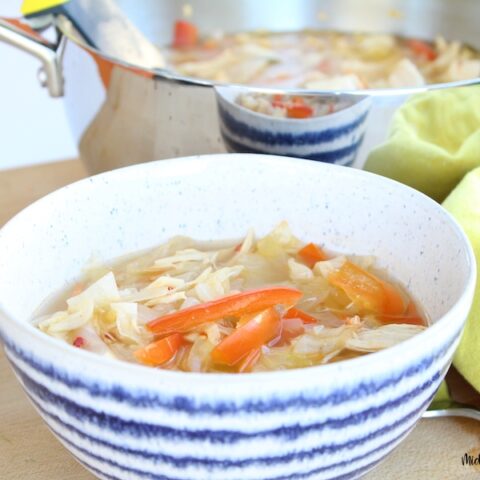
top-left (0, 16), bottom-right (63, 97)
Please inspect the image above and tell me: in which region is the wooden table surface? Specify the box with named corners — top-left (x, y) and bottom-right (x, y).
top-left (1, 159), bottom-right (480, 479)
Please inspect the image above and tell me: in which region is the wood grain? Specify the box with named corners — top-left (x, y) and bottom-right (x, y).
top-left (1, 159), bottom-right (480, 479)
top-left (0, 159), bottom-right (86, 223)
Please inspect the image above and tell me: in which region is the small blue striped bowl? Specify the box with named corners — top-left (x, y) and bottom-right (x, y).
top-left (215, 87), bottom-right (372, 166)
top-left (0, 154), bottom-right (476, 480)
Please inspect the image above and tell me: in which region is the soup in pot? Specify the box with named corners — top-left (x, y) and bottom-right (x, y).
top-left (166, 23), bottom-right (480, 89)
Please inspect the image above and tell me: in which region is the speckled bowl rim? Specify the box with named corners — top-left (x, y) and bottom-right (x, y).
top-left (0, 154), bottom-right (476, 387)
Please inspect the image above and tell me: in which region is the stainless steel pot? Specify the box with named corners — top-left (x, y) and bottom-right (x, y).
top-left (1, 0), bottom-right (479, 173)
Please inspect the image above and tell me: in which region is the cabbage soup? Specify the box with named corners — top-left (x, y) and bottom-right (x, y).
top-left (35, 222), bottom-right (427, 373)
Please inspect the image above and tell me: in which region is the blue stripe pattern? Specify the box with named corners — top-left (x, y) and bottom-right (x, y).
top-left (14, 360), bottom-right (440, 447)
top-left (77, 454), bottom-right (388, 480)
top-left (3, 336), bottom-right (454, 415)
top-left (17, 360), bottom-right (440, 468)
top-left (221, 132), bottom-right (363, 164)
top-left (45, 418), bottom-right (418, 480)
top-left (217, 104), bottom-right (368, 146)
top-left (28, 389), bottom-right (434, 473)
top-left (36, 395), bottom-right (424, 480)
top-left (3, 332), bottom-right (451, 480)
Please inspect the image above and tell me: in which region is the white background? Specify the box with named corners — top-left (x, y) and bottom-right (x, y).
top-left (0, 0), bottom-right (77, 170)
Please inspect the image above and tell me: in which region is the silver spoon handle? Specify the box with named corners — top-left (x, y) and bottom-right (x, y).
top-left (423, 407), bottom-right (480, 422)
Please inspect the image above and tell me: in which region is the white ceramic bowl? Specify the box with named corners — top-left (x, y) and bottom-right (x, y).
top-left (0, 154), bottom-right (475, 480)
top-left (215, 87), bottom-right (372, 166)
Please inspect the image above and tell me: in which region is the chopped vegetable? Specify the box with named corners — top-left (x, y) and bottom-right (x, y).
top-left (73, 336), bottom-right (85, 348)
top-left (280, 317), bottom-right (305, 344)
top-left (379, 301), bottom-right (425, 326)
top-left (285, 307), bottom-right (318, 324)
top-left (286, 103), bottom-right (314, 119)
top-left (211, 307), bottom-right (281, 366)
top-left (346, 323), bottom-right (425, 352)
top-left (135, 333), bottom-right (184, 366)
top-left (257, 221), bottom-right (301, 257)
top-left (237, 348), bottom-right (262, 373)
top-left (298, 242), bottom-right (327, 267)
top-left (147, 286), bottom-right (302, 334)
top-left (407, 39), bottom-right (437, 61)
top-left (173, 20), bottom-right (198, 48)
top-left (388, 58), bottom-right (425, 87)
top-left (70, 283), bottom-right (85, 296)
top-left (288, 258), bottom-right (314, 280)
top-left (327, 261), bottom-right (405, 315)
top-left (292, 325), bottom-right (356, 356)
top-left (35, 222), bottom-right (426, 373)
top-left (169, 30), bottom-right (478, 89)
top-left (202, 38), bottom-right (219, 50)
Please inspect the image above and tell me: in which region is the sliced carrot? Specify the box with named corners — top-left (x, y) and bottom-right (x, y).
top-left (328, 261), bottom-right (405, 316)
top-left (286, 104), bottom-right (314, 119)
top-left (134, 333), bottom-right (184, 366)
top-left (211, 308), bottom-right (281, 366)
top-left (407, 39), bottom-right (437, 61)
top-left (380, 301), bottom-right (425, 326)
top-left (173, 20), bottom-right (198, 48)
top-left (298, 242), bottom-right (327, 267)
top-left (147, 287), bottom-right (302, 335)
top-left (285, 307), bottom-right (318, 324)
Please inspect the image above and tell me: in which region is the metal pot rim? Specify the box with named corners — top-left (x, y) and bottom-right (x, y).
top-left (56, 14), bottom-right (480, 96)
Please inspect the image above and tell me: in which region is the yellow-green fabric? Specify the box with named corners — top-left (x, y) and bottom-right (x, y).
top-left (364, 87), bottom-right (480, 202)
top-left (442, 167), bottom-right (480, 391)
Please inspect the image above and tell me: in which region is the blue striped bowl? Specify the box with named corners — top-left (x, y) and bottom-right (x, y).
top-left (0, 154), bottom-right (475, 480)
top-left (215, 87), bottom-right (372, 166)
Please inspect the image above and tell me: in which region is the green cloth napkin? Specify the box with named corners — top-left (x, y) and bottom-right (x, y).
top-left (364, 87), bottom-right (480, 402)
top-left (443, 167), bottom-right (480, 391)
top-left (364, 86), bottom-right (480, 202)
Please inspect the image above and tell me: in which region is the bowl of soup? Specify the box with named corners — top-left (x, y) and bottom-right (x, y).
top-left (0, 153), bottom-right (475, 480)
top-left (215, 86), bottom-right (372, 165)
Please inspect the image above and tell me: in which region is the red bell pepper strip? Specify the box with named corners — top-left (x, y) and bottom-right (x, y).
top-left (407, 39), bottom-right (437, 61)
top-left (285, 307), bottom-right (318, 324)
top-left (328, 261), bottom-right (406, 316)
top-left (147, 286), bottom-right (302, 335)
top-left (211, 307), bottom-right (281, 366)
top-left (134, 333), bottom-right (184, 366)
top-left (379, 301), bottom-right (425, 326)
top-left (173, 20), bottom-right (198, 48)
top-left (286, 104), bottom-right (314, 119)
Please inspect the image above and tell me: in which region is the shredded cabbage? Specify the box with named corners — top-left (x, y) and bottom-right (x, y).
top-left (346, 324), bottom-right (426, 352)
top-left (34, 222), bottom-right (427, 373)
top-left (111, 302), bottom-right (144, 344)
top-left (168, 30), bottom-right (478, 88)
